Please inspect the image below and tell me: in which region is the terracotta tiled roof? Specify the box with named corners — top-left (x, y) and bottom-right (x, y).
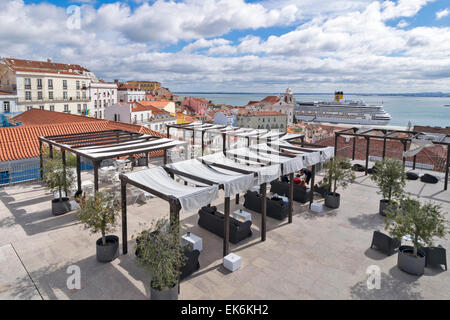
top-left (118, 84), bottom-right (140, 90)
top-left (0, 91), bottom-right (13, 95)
top-left (139, 100), bottom-right (171, 109)
top-left (1, 109), bottom-right (164, 161)
top-left (260, 96), bottom-right (281, 105)
top-left (413, 126), bottom-right (450, 135)
top-left (4, 58), bottom-right (90, 73)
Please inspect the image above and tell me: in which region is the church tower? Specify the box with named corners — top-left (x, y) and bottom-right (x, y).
top-left (284, 88), bottom-right (295, 104)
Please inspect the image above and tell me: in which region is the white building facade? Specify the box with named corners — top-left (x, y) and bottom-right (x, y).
top-left (118, 84), bottom-right (146, 103)
top-left (88, 81), bottom-right (118, 119)
top-left (0, 58), bottom-right (94, 115)
top-left (104, 102), bottom-right (152, 124)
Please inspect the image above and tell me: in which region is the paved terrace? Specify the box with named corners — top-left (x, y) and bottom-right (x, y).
top-left (0, 161), bottom-right (449, 300)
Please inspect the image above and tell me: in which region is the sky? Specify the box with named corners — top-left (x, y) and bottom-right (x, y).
top-left (1, 0), bottom-right (450, 93)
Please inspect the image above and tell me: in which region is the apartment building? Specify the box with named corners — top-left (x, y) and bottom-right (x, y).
top-left (0, 58), bottom-right (94, 114)
top-left (128, 80), bottom-right (161, 92)
top-left (117, 84), bottom-right (146, 103)
top-left (236, 110), bottom-right (287, 131)
top-left (0, 91), bottom-right (19, 127)
top-left (245, 88), bottom-right (295, 125)
top-left (89, 81), bottom-right (118, 119)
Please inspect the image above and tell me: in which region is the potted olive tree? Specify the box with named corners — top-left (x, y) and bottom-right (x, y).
top-left (42, 158), bottom-right (75, 216)
top-left (370, 159), bottom-right (406, 216)
top-left (79, 190), bottom-right (120, 262)
top-left (385, 197), bottom-right (449, 276)
top-left (135, 218), bottom-right (186, 300)
top-left (323, 157), bottom-right (355, 209)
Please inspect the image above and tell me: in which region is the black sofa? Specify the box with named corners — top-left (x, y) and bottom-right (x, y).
top-left (135, 233), bottom-right (200, 280)
top-left (270, 180), bottom-right (309, 203)
top-left (420, 173), bottom-right (439, 184)
top-left (423, 245), bottom-right (447, 271)
top-left (406, 171), bottom-right (419, 180)
top-left (197, 206), bottom-right (252, 244)
top-left (243, 191), bottom-right (289, 220)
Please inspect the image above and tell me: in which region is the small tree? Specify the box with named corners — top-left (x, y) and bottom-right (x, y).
top-left (323, 157), bottom-right (355, 195)
top-left (42, 158), bottom-right (75, 201)
top-left (78, 190), bottom-right (120, 246)
top-left (370, 159), bottom-right (406, 204)
top-left (385, 197), bottom-right (449, 257)
top-left (135, 218), bottom-right (186, 291)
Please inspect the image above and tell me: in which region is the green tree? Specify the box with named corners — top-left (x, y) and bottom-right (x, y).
top-left (78, 191), bottom-right (120, 246)
top-left (135, 218), bottom-right (186, 291)
top-left (42, 158), bottom-right (75, 201)
top-left (370, 159), bottom-right (406, 203)
top-left (385, 197), bottom-right (449, 257)
top-left (323, 157), bottom-right (355, 194)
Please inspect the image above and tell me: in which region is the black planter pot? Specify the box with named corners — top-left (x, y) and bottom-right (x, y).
top-left (379, 199), bottom-right (398, 216)
top-left (325, 192), bottom-right (340, 209)
top-left (51, 197), bottom-right (71, 216)
top-left (137, 157), bottom-right (147, 166)
top-left (150, 283), bottom-right (179, 300)
top-left (96, 235), bottom-right (119, 263)
top-left (397, 245), bottom-right (426, 276)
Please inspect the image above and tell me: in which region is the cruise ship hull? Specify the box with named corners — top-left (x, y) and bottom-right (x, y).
top-left (295, 114), bottom-right (390, 125)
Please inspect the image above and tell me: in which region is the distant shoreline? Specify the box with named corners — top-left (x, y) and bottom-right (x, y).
top-left (175, 92), bottom-right (450, 98)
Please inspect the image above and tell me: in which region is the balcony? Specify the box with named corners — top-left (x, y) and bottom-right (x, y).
top-left (18, 97), bottom-right (91, 104)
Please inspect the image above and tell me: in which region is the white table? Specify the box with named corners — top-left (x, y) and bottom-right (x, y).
top-left (311, 202), bottom-right (324, 213)
top-left (232, 209), bottom-right (252, 222)
top-left (181, 233), bottom-right (203, 252)
top-left (223, 253), bottom-right (242, 272)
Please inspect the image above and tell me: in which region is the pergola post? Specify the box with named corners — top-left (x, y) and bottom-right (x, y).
top-left (382, 138), bottom-right (387, 160)
top-left (309, 165), bottom-right (316, 208)
top-left (288, 172), bottom-right (294, 223)
top-left (413, 155), bottom-right (417, 170)
top-left (76, 155), bottom-right (81, 194)
top-left (93, 160), bottom-right (99, 192)
top-left (365, 137), bottom-right (370, 175)
top-left (222, 132), bottom-right (226, 155)
top-left (121, 179), bottom-right (127, 254)
top-left (260, 183), bottom-right (267, 241)
top-left (39, 140), bottom-right (43, 179)
top-left (334, 134), bottom-right (338, 157)
top-left (352, 137), bottom-right (356, 160)
top-left (402, 140), bottom-right (407, 167)
top-left (145, 152), bottom-right (149, 167)
top-left (235, 194), bottom-right (239, 205)
top-left (62, 149), bottom-right (67, 195)
top-left (169, 199), bottom-right (181, 237)
top-left (163, 150), bottom-right (167, 165)
top-left (201, 130), bottom-right (205, 156)
top-left (166, 126), bottom-right (170, 139)
top-left (445, 145), bottom-right (450, 191)
top-left (223, 196), bottom-right (230, 256)
top-left (49, 144), bottom-right (53, 159)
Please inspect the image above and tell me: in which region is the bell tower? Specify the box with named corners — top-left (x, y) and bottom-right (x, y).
top-left (284, 88), bottom-right (294, 104)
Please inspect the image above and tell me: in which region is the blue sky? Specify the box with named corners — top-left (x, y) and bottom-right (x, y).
top-left (2, 0), bottom-right (450, 92)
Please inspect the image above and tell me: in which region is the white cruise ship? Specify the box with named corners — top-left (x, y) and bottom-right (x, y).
top-left (295, 91), bottom-right (391, 125)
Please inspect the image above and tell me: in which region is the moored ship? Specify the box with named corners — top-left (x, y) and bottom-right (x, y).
top-left (295, 91), bottom-right (391, 125)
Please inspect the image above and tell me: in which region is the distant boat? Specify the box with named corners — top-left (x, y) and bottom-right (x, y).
top-left (444, 104), bottom-right (450, 107)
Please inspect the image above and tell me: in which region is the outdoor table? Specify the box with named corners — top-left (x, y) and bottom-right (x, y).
top-left (232, 209), bottom-right (252, 222)
top-left (223, 253), bottom-right (242, 272)
top-left (181, 232), bottom-right (203, 252)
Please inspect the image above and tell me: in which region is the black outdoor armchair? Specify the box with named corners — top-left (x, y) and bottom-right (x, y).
top-left (370, 230), bottom-right (401, 256)
top-left (423, 245), bottom-right (447, 271)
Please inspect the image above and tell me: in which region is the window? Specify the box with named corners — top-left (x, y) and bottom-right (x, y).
top-left (27, 106), bottom-right (32, 111)
top-left (39, 105), bottom-right (44, 110)
top-left (99, 111), bottom-right (102, 119)
top-left (64, 104), bottom-right (69, 112)
top-left (94, 112), bottom-right (97, 118)
top-left (82, 91), bottom-right (86, 99)
top-left (76, 91), bottom-right (80, 99)
top-left (3, 101), bottom-right (10, 113)
top-left (37, 91), bottom-right (42, 100)
top-left (50, 105), bottom-right (55, 111)
top-left (94, 100), bottom-right (97, 108)
top-left (76, 81), bottom-right (80, 90)
top-left (63, 91), bottom-right (68, 100)
top-left (37, 79), bottom-right (42, 89)
top-left (24, 78), bottom-right (31, 89)
top-left (49, 91), bottom-right (53, 100)
top-left (48, 79), bottom-right (53, 89)
top-left (63, 80), bottom-right (67, 89)
top-left (25, 91), bottom-right (31, 100)
top-left (77, 104), bottom-right (81, 112)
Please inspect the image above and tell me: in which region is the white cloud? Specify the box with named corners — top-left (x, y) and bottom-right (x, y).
top-left (0, 0), bottom-right (449, 92)
top-left (436, 8), bottom-right (450, 20)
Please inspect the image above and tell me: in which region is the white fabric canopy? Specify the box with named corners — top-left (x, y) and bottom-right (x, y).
top-left (167, 159), bottom-right (254, 197)
top-left (268, 140), bottom-right (333, 164)
top-left (279, 133), bottom-right (304, 141)
top-left (125, 167), bottom-right (219, 213)
top-left (201, 152), bottom-right (281, 185)
top-left (247, 144), bottom-right (305, 174)
top-left (404, 134), bottom-right (439, 157)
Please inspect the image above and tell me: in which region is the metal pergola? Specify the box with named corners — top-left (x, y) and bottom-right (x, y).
top-left (334, 127), bottom-right (450, 190)
top-left (38, 129), bottom-right (186, 194)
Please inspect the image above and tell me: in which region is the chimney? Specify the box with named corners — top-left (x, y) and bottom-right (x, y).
top-left (114, 79), bottom-right (119, 83)
top-left (47, 58), bottom-right (52, 63)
